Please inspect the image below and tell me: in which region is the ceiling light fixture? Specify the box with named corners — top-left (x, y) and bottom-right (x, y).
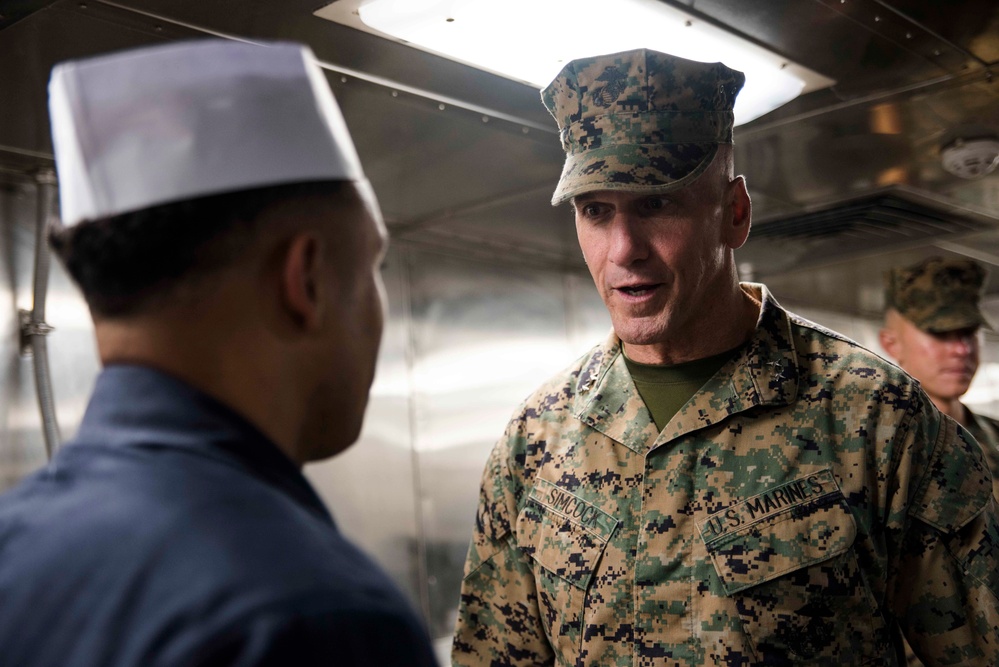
top-left (316, 0), bottom-right (835, 125)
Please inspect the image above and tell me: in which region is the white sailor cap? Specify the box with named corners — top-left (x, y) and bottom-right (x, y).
top-left (48, 39), bottom-right (365, 227)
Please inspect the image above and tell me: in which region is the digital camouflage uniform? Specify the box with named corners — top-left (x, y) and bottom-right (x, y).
top-left (886, 258), bottom-right (999, 667)
top-left (453, 285), bottom-right (999, 666)
top-left (967, 412), bottom-right (999, 499)
top-left (453, 51), bottom-right (999, 667)
top-left (885, 256), bottom-right (999, 500)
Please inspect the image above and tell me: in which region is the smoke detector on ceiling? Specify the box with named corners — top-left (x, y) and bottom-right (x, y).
top-left (940, 133), bottom-right (999, 180)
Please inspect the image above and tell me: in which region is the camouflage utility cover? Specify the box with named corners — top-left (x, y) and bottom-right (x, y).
top-left (541, 49), bottom-right (744, 206)
top-left (885, 256), bottom-right (989, 333)
top-left (452, 284), bottom-right (999, 666)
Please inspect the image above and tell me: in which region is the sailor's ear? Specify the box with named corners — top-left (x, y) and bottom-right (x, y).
top-left (279, 232), bottom-right (329, 332)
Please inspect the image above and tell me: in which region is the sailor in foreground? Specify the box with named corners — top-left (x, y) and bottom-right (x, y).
top-left (0, 40), bottom-right (436, 666)
top-left (452, 48), bottom-right (999, 666)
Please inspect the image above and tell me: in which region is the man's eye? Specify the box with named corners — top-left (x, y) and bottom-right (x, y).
top-left (582, 204), bottom-right (604, 217)
top-left (644, 196), bottom-right (667, 210)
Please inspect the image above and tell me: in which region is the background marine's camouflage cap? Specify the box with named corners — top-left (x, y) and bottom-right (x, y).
top-left (885, 257), bottom-right (990, 332)
top-left (541, 48), bottom-right (745, 206)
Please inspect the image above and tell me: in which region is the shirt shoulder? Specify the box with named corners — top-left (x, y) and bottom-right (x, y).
top-left (971, 411), bottom-right (999, 436)
top-left (519, 334), bottom-right (624, 412)
top-left (0, 446), bottom-right (431, 667)
top-left (788, 311), bottom-right (912, 382)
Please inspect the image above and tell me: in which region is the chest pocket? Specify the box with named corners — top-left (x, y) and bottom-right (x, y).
top-left (517, 478), bottom-right (618, 663)
top-left (698, 470), bottom-right (891, 665)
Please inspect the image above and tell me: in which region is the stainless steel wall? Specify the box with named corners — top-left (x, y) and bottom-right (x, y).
top-left (0, 177), bottom-right (44, 490)
top-left (304, 245), bottom-right (610, 659)
top-left (0, 174), bottom-right (100, 491)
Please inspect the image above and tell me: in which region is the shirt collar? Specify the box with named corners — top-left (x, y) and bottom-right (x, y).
top-left (572, 283), bottom-right (800, 452)
top-left (70, 364), bottom-right (332, 522)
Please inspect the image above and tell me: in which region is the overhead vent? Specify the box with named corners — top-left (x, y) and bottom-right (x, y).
top-left (741, 187), bottom-right (998, 277)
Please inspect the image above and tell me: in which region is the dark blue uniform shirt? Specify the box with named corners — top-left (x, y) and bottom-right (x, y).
top-left (0, 365), bottom-right (437, 667)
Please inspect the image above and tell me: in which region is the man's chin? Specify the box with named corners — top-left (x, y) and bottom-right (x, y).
top-left (932, 382), bottom-right (974, 403)
top-left (612, 319), bottom-right (669, 347)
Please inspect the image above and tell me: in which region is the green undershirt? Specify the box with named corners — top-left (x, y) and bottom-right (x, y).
top-left (623, 347), bottom-right (740, 431)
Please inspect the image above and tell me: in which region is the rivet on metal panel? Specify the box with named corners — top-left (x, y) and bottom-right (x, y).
top-left (341, 76), bottom-right (348, 83)
top-left (481, 116), bottom-right (489, 123)
top-left (79, 2), bottom-right (87, 7)
top-left (522, 127), bottom-right (529, 134)
top-left (438, 103), bottom-right (446, 111)
top-left (906, 32), bottom-right (912, 39)
top-left (875, 16), bottom-right (881, 22)
top-left (391, 90), bottom-right (399, 97)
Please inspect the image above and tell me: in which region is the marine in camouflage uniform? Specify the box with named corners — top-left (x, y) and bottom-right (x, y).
top-left (452, 49), bottom-right (999, 666)
top-left (881, 257), bottom-right (999, 667)
top-left (881, 257), bottom-right (999, 500)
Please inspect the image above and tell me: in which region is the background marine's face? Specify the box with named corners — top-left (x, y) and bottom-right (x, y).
top-left (884, 314), bottom-right (980, 403)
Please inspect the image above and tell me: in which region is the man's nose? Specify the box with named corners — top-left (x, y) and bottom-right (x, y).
top-left (949, 332), bottom-right (976, 356)
top-left (607, 214), bottom-right (649, 267)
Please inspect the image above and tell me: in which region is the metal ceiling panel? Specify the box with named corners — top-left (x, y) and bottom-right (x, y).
top-left (87, 0), bottom-right (554, 128)
top-left (690, 0), bottom-right (997, 94)
top-left (740, 187), bottom-right (998, 278)
top-left (0, 0), bottom-right (997, 302)
top-left (0, 1), bottom-right (196, 161)
top-left (329, 74), bottom-right (562, 226)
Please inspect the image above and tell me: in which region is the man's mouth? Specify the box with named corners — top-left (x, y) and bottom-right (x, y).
top-left (616, 284), bottom-right (659, 296)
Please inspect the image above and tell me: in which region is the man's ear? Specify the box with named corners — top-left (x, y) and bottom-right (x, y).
top-left (280, 233), bottom-right (327, 332)
top-left (879, 327), bottom-right (899, 360)
top-left (725, 176), bottom-right (752, 250)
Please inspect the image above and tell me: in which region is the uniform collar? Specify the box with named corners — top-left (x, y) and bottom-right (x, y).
top-left (70, 364), bottom-right (332, 523)
top-left (572, 283), bottom-right (800, 454)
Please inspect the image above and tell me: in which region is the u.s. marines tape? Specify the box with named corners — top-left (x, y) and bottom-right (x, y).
top-left (697, 470), bottom-right (855, 595)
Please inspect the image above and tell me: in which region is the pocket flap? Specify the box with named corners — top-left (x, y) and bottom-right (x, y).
top-left (697, 470), bottom-right (857, 595)
top-left (517, 479), bottom-right (618, 590)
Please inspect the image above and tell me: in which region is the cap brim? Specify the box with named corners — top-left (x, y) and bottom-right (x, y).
top-left (920, 305), bottom-right (989, 333)
top-left (551, 142), bottom-right (719, 206)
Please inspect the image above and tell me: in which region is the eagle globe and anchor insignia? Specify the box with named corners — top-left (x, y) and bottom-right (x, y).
top-left (592, 64), bottom-right (629, 108)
